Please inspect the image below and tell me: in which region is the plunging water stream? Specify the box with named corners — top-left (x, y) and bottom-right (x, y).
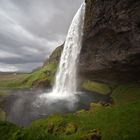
top-left (52, 3), bottom-right (85, 96)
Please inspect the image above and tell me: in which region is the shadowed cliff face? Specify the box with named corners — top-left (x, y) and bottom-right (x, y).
top-left (79, 0), bottom-right (140, 83)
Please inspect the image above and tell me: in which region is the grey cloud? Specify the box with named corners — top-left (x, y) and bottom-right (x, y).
top-left (0, 0), bottom-right (83, 72)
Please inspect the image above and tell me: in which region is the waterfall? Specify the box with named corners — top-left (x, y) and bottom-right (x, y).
top-left (52, 3), bottom-right (85, 96)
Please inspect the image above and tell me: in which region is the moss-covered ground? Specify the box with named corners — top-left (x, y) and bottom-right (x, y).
top-left (82, 80), bottom-right (111, 95)
top-left (112, 82), bottom-right (140, 104)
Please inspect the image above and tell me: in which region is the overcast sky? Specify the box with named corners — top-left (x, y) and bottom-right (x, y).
top-left (0, 0), bottom-right (83, 72)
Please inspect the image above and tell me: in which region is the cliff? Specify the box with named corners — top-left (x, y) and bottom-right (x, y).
top-left (79, 0), bottom-right (140, 84)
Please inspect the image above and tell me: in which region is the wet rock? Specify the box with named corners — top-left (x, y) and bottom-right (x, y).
top-left (79, 0), bottom-right (140, 83)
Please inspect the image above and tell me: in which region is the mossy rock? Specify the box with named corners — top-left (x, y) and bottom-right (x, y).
top-left (65, 122), bottom-right (77, 135)
top-left (82, 80), bottom-right (111, 95)
top-left (90, 103), bottom-right (104, 112)
top-left (46, 114), bottom-right (66, 135)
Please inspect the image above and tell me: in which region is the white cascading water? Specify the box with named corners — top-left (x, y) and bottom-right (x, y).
top-left (39, 3), bottom-right (85, 102)
top-left (52, 3), bottom-right (85, 96)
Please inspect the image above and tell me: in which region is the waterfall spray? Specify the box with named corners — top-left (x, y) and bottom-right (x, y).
top-left (39, 3), bottom-right (85, 101)
top-left (52, 3), bottom-right (85, 96)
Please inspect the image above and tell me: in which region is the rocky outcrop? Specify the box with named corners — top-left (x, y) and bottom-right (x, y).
top-left (43, 44), bottom-right (63, 66)
top-left (79, 0), bottom-right (140, 83)
top-left (30, 44), bottom-right (63, 89)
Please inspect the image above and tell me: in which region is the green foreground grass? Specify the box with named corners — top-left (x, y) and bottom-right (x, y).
top-left (0, 100), bottom-right (139, 140)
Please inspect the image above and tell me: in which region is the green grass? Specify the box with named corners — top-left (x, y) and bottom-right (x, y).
top-left (0, 74), bottom-right (29, 89)
top-left (0, 100), bottom-right (139, 140)
top-left (0, 121), bottom-right (21, 140)
top-left (22, 63), bottom-right (57, 88)
top-left (112, 83), bottom-right (140, 104)
top-left (82, 80), bottom-right (111, 95)
top-left (0, 63), bottom-right (57, 89)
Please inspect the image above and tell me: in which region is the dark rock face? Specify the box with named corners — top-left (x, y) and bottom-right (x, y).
top-left (79, 0), bottom-right (140, 83)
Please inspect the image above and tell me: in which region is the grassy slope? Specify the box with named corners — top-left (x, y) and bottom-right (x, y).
top-left (0, 63), bottom-right (57, 89)
top-left (22, 63), bottom-right (57, 88)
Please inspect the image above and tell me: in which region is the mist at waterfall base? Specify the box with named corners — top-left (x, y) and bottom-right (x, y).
top-left (5, 89), bottom-right (111, 126)
top-left (4, 3), bottom-right (111, 126)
